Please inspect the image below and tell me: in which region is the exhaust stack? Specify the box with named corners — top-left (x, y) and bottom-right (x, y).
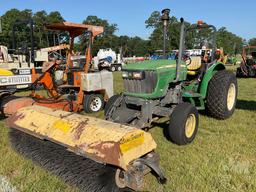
top-left (161, 8), bottom-right (170, 59)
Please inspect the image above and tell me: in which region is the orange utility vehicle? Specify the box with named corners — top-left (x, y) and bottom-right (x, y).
top-left (0, 22), bottom-right (114, 114)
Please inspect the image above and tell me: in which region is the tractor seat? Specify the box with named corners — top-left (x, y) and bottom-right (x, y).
top-left (187, 56), bottom-right (202, 75)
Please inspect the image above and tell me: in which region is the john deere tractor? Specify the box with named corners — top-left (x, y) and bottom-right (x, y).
top-left (105, 9), bottom-right (238, 145)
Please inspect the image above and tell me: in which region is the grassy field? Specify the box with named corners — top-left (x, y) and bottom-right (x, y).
top-left (0, 66), bottom-right (255, 192)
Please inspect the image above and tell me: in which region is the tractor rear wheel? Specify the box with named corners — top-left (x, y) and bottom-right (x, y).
top-left (206, 70), bottom-right (237, 119)
top-left (167, 103), bottom-right (199, 145)
top-left (84, 94), bottom-right (104, 113)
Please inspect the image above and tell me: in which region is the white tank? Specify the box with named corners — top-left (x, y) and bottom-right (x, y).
top-left (97, 48), bottom-right (116, 63)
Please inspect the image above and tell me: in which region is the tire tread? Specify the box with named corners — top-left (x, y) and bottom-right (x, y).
top-left (206, 70), bottom-right (237, 119)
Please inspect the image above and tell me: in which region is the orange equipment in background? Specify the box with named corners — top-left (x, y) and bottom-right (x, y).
top-left (1, 22), bottom-right (114, 115)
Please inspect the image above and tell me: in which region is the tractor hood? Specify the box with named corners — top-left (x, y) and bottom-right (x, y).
top-left (122, 59), bottom-right (187, 99)
top-left (123, 59), bottom-right (177, 71)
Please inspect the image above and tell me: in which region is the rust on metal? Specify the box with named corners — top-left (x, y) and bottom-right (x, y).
top-left (39, 44), bottom-right (70, 52)
top-left (6, 112), bottom-right (25, 127)
top-left (72, 119), bottom-right (89, 140)
top-left (87, 141), bottom-right (121, 166)
top-left (45, 22), bottom-right (104, 37)
top-left (2, 97), bottom-right (34, 116)
top-left (5, 105), bottom-right (157, 170)
top-left (30, 122), bottom-right (38, 128)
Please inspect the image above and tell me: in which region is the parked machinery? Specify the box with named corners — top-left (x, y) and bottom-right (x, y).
top-left (0, 21), bottom-right (168, 192)
top-left (216, 48), bottom-right (237, 65)
top-left (0, 22), bottom-right (114, 114)
top-left (94, 48), bottom-right (123, 72)
top-left (1, 21), bottom-right (167, 192)
top-left (105, 12), bottom-right (238, 145)
top-left (236, 46), bottom-right (256, 77)
top-left (0, 18), bottom-right (36, 71)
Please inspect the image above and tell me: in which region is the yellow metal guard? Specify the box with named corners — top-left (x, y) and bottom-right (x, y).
top-left (6, 105), bottom-right (156, 170)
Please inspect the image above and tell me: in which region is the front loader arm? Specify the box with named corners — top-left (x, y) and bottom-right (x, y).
top-left (30, 61), bottom-right (60, 99)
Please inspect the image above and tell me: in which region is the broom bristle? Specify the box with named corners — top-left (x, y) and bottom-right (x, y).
top-left (9, 129), bottom-right (131, 192)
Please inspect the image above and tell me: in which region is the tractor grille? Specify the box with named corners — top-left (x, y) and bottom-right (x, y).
top-left (123, 71), bottom-right (157, 94)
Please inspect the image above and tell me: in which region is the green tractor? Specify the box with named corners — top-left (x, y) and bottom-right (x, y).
top-left (105, 10), bottom-right (238, 145)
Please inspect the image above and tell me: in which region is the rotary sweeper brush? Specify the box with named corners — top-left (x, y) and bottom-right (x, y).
top-left (9, 129), bottom-right (131, 192)
top-left (3, 104), bottom-right (166, 191)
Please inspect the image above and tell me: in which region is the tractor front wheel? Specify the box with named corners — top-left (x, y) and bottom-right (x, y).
top-left (206, 70), bottom-right (238, 119)
top-left (104, 94), bottom-right (121, 116)
top-left (167, 103), bottom-right (199, 145)
top-left (84, 94), bottom-right (104, 113)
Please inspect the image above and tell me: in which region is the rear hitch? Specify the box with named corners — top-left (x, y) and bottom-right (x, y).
top-left (115, 152), bottom-right (166, 191)
top-left (135, 157), bottom-right (167, 184)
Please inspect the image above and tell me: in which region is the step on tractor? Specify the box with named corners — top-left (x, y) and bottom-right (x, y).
top-left (1, 21), bottom-right (167, 192)
top-left (236, 46), bottom-right (256, 77)
top-left (105, 9), bottom-right (238, 145)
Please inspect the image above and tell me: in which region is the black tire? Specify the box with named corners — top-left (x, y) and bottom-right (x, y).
top-left (236, 67), bottom-right (242, 77)
top-left (206, 70), bottom-right (238, 119)
top-left (84, 94), bottom-right (104, 113)
top-left (167, 103), bottom-right (199, 145)
top-left (248, 66), bottom-right (256, 77)
top-left (104, 94), bottom-right (121, 116)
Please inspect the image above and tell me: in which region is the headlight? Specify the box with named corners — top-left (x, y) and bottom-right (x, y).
top-left (132, 72), bottom-right (142, 79)
top-left (122, 71), bottom-right (144, 79)
top-left (122, 71), bottom-right (128, 78)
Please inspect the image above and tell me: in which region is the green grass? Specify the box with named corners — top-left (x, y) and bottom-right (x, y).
top-left (0, 68), bottom-right (255, 192)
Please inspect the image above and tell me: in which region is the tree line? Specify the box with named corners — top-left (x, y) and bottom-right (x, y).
top-left (0, 9), bottom-right (255, 57)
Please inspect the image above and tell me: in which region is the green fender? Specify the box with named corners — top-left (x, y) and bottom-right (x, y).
top-left (199, 62), bottom-right (225, 98)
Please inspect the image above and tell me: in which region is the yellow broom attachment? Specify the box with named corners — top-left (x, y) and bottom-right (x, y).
top-left (6, 105), bottom-right (166, 191)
